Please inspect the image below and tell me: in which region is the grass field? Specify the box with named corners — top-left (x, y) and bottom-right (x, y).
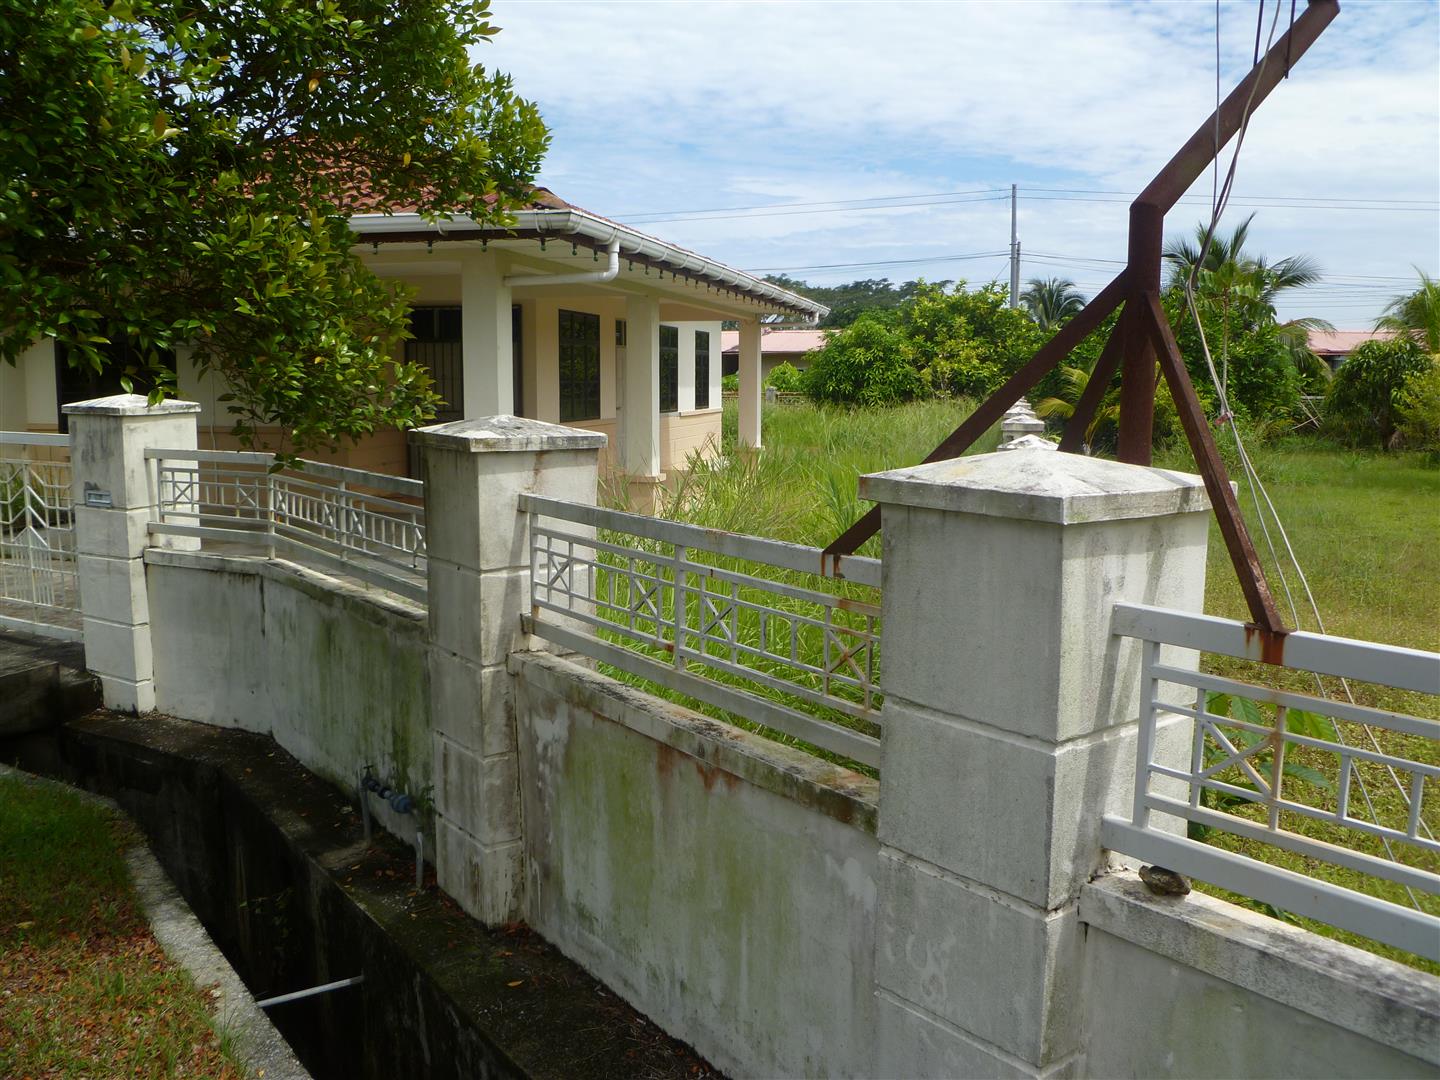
top-left (604, 400), bottom-right (1438, 970)
top-left (0, 772), bottom-right (240, 1078)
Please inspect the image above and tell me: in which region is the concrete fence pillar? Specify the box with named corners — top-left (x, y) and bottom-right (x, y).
top-left (413, 415), bottom-right (606, 925)
top-left (65, 394), bottom-right (200, 713)
top-left (861, 448), bottom-right (1211, 1077)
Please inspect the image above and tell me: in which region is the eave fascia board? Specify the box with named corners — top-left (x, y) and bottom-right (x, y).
top-left (349, 210), bottom-right (828, 321)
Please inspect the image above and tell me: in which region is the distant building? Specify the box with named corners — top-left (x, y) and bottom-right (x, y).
top-left (1307, 329), bottom-right (1397, 374)
top-left (720, 327), bottom-right (829, 380)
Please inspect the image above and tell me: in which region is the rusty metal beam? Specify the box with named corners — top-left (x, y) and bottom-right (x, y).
top-left (1117, 204), bottom-right (1164, 463)
top-left (1137, 291), bottom-right (1285, 634)
top-left (824, 272), bottom-right (1128, 556)
top-left (1058, 305), bottom-right (1128, 453)
top-left (1135, 0), bottom-right (1341, 213)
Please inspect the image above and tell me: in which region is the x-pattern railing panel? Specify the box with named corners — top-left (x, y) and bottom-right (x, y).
top-left (148, 449), bottom-right (427, 604)
top-left (1102, 601), bottom-right (1440, 962)
top-left (521, 494), bottom-right (882, 767)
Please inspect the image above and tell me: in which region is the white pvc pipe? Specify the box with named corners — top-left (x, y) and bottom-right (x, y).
top-left (503, 238), bottom-right (619, 288)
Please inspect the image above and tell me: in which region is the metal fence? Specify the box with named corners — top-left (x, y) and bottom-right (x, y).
top-left (1102, 601), bottom-right (1440, 961)
top-left (0, 433), bottom-right (80, 641)
top-left (519, 494), bottom-right (883, 766)
top-left (146, 449), bottom-right (427, 604)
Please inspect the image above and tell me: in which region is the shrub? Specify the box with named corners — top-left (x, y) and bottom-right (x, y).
top-left (766, 361), bottom-right (805, 393)
top-left (1395, 358), bottom-right (1440, 452)
top-left (802, 315), bottom-right (927, 406)
top-left (721, 373), bottom-right (739, 393)
top-left (1324, 337), bottom-right (1431, 447)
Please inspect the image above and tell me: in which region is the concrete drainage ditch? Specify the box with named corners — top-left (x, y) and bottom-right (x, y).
top-left (4, 698), bottom-right (718, 1080)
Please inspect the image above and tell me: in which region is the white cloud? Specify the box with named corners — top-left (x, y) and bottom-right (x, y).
top-left (482, 0), bottom-right (1440, 324)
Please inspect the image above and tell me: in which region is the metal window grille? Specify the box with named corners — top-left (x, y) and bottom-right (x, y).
top-left (519, 493), bottom-right (882, 766)
top-left (1102, 601), bottom-right (1440, 961)
top-left (0, 433), bottom-right (79, 640)
top-left (558, 310), bottom-right (601, 422)
top-left (659, 325), bottom-right (679, 414)
top-left (694, 330), bottom-right (710, 410)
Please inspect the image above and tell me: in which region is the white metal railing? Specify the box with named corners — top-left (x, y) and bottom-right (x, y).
top-left (146, 448), bottom-right (427, 604)
top-left (0, 432), bottom-right (80, 640)
top-left (519, 494), bottom-right (883, 766)
top-left (1103, 601), bottom-right (1440, 961)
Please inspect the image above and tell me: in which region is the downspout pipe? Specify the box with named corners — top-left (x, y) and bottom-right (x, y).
top-left (503, 237), bottom-right (620, 288)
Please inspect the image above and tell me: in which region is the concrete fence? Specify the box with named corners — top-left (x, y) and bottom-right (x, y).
top-left (58, 396), bottom-right (1439, 1079)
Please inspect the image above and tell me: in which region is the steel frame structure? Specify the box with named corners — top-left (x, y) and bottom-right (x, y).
top-left (826, 0), bottom-right (1342, 640)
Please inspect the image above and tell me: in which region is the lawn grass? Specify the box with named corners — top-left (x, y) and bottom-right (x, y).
top-left (0, 772), bottom-right (241, 1078)
top-left (602, 401), bottom-right (1437, 970)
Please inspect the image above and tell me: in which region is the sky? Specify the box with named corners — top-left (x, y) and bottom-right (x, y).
top-left (476, 0), bottom-right (1440, 327)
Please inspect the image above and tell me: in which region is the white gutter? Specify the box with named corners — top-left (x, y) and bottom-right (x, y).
top-left (350, 209), bottom-right (828, 322)
top-left (502, 238), bottom-right (619, 288)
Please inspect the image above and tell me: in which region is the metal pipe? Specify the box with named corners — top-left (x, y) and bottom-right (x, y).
top-left (502, 238), bottom-right (620, 288)
top-left (255, 975), bottom-right (364, 1009)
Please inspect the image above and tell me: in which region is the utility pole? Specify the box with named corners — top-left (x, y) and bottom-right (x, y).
top-left (1008, 183), bottom-right (1020, 309)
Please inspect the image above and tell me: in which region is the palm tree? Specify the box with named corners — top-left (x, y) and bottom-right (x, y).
top-left (1376, 269), bottom-right (1440, 356)
top-left (1021, 278), bottom-right (1086, 331)
top-left (1163, 213), bottom-right (1331, 383)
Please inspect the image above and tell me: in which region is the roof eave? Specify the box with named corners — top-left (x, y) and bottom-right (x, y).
top-left (349, 210), bottom-right (828, 321)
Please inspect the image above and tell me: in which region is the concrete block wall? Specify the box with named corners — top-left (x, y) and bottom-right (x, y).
top-left (512, 650), bottom-right (882, 1080)
top-left (64, 401), bottom-right (1440, 1079)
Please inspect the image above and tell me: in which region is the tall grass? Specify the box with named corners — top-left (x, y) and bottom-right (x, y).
top-left (619, 398), bottom-right (997, 557)
top-left (607, 409), bottom-right (1438, 969)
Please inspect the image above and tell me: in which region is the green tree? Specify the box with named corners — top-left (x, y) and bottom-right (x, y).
top-left (1162, 214), bottom-right (1330, 415)
top-left (1, 0), bottom-right (547, 453)
top-left (762, 275), bottom-right (950, 328)
top-left (1376, 270), bottom-right (1440, 356)
top-left (895, 282), bottom-right (1044, 398)
top-left (802, 315), bottom-right (926, 406)
top-left (1020, 277), bottom-right (1086, 331)
top-left (1324, 337), bottom-right (1432, 448)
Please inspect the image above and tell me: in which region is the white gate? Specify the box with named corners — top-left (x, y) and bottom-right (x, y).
top-left (0, 433), bottom-right (81, 641)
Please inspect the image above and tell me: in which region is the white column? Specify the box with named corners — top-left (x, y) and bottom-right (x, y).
top-left (862, 449), bottom-right (1210, 1077)
top-left (460, 252), bottom-right (514, 418)
top-left (65, 394), bottom-right (200, 713)
top-left (737, 320), bottom-right (762, 449)
top-left (621, 293), bottom-right (660, 478)
top-left (414, 415), bottom-right (605, 925)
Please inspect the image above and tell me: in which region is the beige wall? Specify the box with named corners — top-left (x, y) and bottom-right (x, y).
top-left (9, 266), bottom-right (726, 480)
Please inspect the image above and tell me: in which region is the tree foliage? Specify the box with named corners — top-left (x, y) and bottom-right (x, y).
top-left (1324, 337), bottom-right (1432, 448)
top-left (761, 275), bottom-right (950, 329)
top-left (1162, 215), bottom-right (1330, 420)
top-left (801, 281), bottom-right (1043, 407)
top-left (1376, 270), bottom-right (1440, 357)
top-left (1020, 277), bottom-right (1086, 332)
top-left (1, 0), bottom-right (548, 452)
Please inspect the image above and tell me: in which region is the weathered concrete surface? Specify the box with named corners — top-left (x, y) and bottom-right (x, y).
top-left (0, 629), bottom-right (98, 735)
top-left (143, 549), bottom-right (431, 844)
top-left (1080, 871), bottom-right (1440, 1077)
top-left (0, 763), bottom-right (307, 1080)
top-left (49, 710), bottom-right (719, 1080)
top-left (513, 651), bottom-right (880, 1079)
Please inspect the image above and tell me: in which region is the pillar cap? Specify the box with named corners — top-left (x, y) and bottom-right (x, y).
top-left (410, 414), bottom-right (608, 453)
top-left (859, 448), bottom-right (1210, 524)
top-left (62, 394), bottom-right (201, 417)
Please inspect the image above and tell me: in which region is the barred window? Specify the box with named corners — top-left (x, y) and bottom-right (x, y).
top-left (659, 324), bottom-right (679, 413)
top-left (694, 330), bottom-right (711, 410)
top-left (558, 310), bottom-right (601, 422)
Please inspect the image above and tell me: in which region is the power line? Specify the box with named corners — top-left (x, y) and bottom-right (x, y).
top-left (611, 184), bottom-right (1438, 227)
top-left (746, 250), bottom-right (1008, 273)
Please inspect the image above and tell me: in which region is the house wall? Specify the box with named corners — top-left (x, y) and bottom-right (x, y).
top-left (513, 651), bottom-right (881, 1080)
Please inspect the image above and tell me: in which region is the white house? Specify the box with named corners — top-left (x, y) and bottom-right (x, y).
top-left (719, 327), bottom-right (829, 382)
top-left (0, 188), bottom-right (826, 494)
